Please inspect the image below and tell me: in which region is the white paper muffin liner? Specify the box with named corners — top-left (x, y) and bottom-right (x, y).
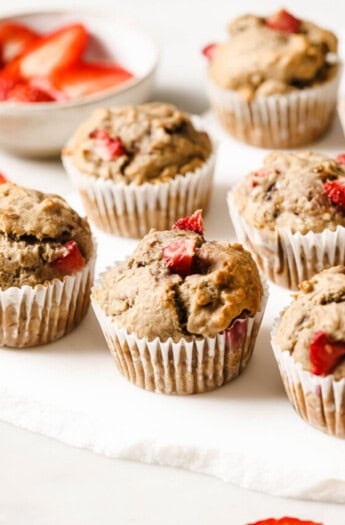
top-left (0, 252), bottom-right (96, 348)
top-left (207, 68), bottom-right (341, 149)
top-left (62, 118), bottom-right (216, 238)
top-left (91, 266), bottom-right (268, 395)
top-left (228, 191), bottom-right (345, 290)
top-left (271, 318), bottom-right (345, 438)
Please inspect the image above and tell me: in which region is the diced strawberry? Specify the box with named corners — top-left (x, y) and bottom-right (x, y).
top-left (49, 62), bottom-right (133, 99)
top-left (90, 129), bottom-right (126, 161)
top-left (0, 173), bottom-right (7, 183)
top-left (0, 22), bottom-right (39, 64)
top-left (266, 9), bottom-right (301, 34)
top-left (5, 81), bottom-right (56, 103)
top-left (323, 178), bottom-right (345, 209)
top-left (172, 210), bottom-right (204, 236)
top-left (310, 331), bottom-right (345, 376)
top-left (335, 153), bottom-right (345, 165)
top-left (51, 241), bottom-right (85, 275)
top-left (162, 238), bottom-right (197, 277)
top-left (202, 43), bottom-right (217, 60)
top-left (6, 23), bottom-right (88, 78)
top-left (248, 518), bottom-right (322, 525)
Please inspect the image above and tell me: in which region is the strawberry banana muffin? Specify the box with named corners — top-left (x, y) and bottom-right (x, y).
top-left (229, 151), bottom-right (345, 289)
top-left (0, 181), bottom-right (95, 348)
top-left (92, 211), bottom-right (267, 394)
top-left (203, 9), bottom-right (339, 148)
top-left (272, 266), bottom-right (345, 438)
top-left (63, 103), bottom-right (215, 238)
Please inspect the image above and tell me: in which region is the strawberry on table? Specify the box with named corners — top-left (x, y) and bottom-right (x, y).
top-left (266, 9), bottom-right (301, 34)
top-left (51, 240), bottom-right (85, 275)
top-left (202, 43), bottom-right (217, 60)
top-left (172, 210), bottom-right (204, 236)
top-left (323, 178), bottom-right (345, 209)
top-left (248, 518), bottom-right (322, 525)
top-left (48, 62), bottom-right (133, 99)
top-left (90, 129), bottom-right (126, 161)
top-left (0, 22), bottom-right (39, 64)
top-left (310, 331), bottom-right (345, 376)
top-left (162, 238), bottom-right (197, 277)
top-left (6, 23), bottom-right (88, 78)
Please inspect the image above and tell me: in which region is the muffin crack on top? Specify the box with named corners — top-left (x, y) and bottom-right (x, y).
top-left (64, 102), bottom-right (212, 185)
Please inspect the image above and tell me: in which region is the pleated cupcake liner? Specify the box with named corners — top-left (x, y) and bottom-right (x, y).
top-left (271, 319), bottom-right (345, 438)
top-left (62, 117), bottom-right (216, 238)
top-left (228, 191), bottom-right (345, 290)
top-left (91, 267), bottom-right (268, 395)
top-left (207, 68), bottom-right (341, 149)
top-left (0, 252), bottom-right (96, 348)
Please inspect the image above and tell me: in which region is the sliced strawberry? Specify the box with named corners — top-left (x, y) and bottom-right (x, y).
top-left (0, 173), bottom-right (7, 183)
top-left (248, 519), bottom-right (321, 525)
top-left (162, 238), bottom-right (197, 277)
top-left (0, 22), bottom-right (39, 64)
top-left (335, 153), bottom-right (345, 165)
top-left (29, 77), bottom-right (68, 102)
top-left (266, 10), bottom-right (301, 34)
top-left (172, 210), bottom-right (204, 236)
top-left (202, 43), bottom-right (217, 60)
top-left (90, 129), bottom-right (126, 161)
top-left (49, 62), bottom-right (133, 99)
top-left (6, 81), bottom-right (56, 103)
top-left (310, 331), bottom-right (345, 376)
top-left (51, 240), bottom-right (85, 275)
top-left (6, 23), bottom-right (88, 78)
top-left (323, 178), bottom-right (345, 209)
top-left (0, 74), bottom-right (19, 101)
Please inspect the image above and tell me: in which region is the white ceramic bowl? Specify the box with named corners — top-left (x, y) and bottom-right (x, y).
top-left (0, 10), bottom-right (159, 157)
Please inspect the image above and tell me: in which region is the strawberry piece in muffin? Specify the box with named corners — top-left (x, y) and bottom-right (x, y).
top-left (266, 9), bottom-right (301, 34)
top-left (51, 240), bottom-right (85, 275)
top-left (162, 238), bottom-right (197, 277)
top-left (90, 129), bottom-right (126, 161)
top-left (172, 210), bottom-right (204, 235)
top-left (323, 179), bottom-right (345, 209)
top-left (335, 153), bottom-right (345, 165)
top-left (0, 173), bottom-right (7, 183)
top-left (202, 43), bottom-right (217, 60)
top-left (310, 331), bottom-right (345, 376)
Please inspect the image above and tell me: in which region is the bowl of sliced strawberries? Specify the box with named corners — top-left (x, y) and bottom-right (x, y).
top-left (0, 9), bottom-right (159, 156)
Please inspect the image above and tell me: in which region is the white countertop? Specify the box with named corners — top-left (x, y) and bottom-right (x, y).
top-left (1, 0), bottom-right (345, 523)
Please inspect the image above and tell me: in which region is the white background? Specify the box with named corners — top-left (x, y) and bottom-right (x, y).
top-left (1, 1), bottom-right (345, 524)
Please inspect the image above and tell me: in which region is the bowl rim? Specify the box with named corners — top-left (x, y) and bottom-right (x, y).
top-left (0, 7), bottom-right (160, 111)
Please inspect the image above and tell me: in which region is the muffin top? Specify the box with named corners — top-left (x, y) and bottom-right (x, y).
top-left (233, 151), bottom-right (345, 235)
top-left (64, 103), bottom-right (212, 184)
top-left (275, 266), bottom-right (345, 379)
top-left (208, 10), bottom-right (338, 100)
top-left (93, 211), bottom-right (263, 340)
top-left (0, 182), bottom-right (93, 289)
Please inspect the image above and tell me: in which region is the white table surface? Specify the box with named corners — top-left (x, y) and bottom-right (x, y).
top-left (1, 0), bottom-right (345, 523)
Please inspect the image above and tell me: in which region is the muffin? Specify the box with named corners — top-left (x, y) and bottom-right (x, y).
top-left (0, 181), bottom-right (95, 347)
top-left (204, 9), bottom-right (340, 148)
top-left (92, 211), bottom-right (267, 394)
top-left (228, 151), bottom-right (345, 289)
top-left (272, 266), bottom-right (345, 438)
top-left (62, 103), bottom-right (215, 238)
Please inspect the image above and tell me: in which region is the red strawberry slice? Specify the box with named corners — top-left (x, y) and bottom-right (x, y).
top-left (0, 22), bottom-right (39, 64)
top-left (0, 74), bottom-right (19, 101)
top-left (49, 62), bottom-right (133, 99)
top-left (162, 238), bottom-right (197, 277)
top-left (6, 23), bottom-right (88, 78)
top-left (202, 43), bottom-right (217, 60)
top-left (310, 331), bottom-right (345, 376)
top-left (28, 77), bottom-right (68, 102)
top-left (0, 173), bottom-right (7, 183)
top-left (248, 519), bottom-right (321, 525)
top-left (266, 9), bottom-right (301, 34)
top-left (335, 153), bottom-right (345, 165)
top-left (323, 178), bottom-right (345, 209)
top-left (172, 210), bottom-right (204, 236)
top-left (51, 240), bottom-right (85, 275)
top-left (90, 129), bottom-right (126, 161)
top-left (6, 81), bottom-right (56, 103)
